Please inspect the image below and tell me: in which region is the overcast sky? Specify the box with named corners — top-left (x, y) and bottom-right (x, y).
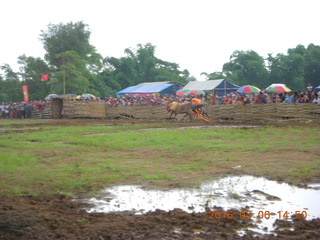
top-left (1, 0), bottom-right (319, 80)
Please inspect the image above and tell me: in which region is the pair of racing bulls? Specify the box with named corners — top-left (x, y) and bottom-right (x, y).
top-left (166, 101), bottom-right (209, 122)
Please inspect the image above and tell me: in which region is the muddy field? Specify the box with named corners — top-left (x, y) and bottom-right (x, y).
top-left (1, 193), bottom-right (320, 240)
top-left (0, 119), bottom-right (319, 240)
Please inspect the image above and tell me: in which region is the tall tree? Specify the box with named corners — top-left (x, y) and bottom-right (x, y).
top-left (267, 44), bottom-right (313, 91)
top-left (305, 44), bottom-right (320, 89)
top-left (266, 53), bottom-right (288, 85)
top-left (40, 21), bottom-right (102, 71)
top-left (48, 51), bottom-right (90, 94)
top-left (17, 55), bottom-right (51, 100)
top-left (0, 64), bottom-right (22, 102)
top-left (39, 22), bottom-right (104, 95)
top-left (0, 73), bottom-right (9, 102)
top-left (97, 68), bottom-right (122, 97)
top-left (223, 50), bottom-right (268, 87)
top-left (135, 43), bottom-right (157, 82)
top-left (103, 43), bottom-right (189, 91)
top-left (201, 71), bottom-right (225, 80)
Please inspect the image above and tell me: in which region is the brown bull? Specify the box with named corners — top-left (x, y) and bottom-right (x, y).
top-left (167, 102), bottom-right (194, 121)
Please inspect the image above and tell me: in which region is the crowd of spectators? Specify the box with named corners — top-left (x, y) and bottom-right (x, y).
top-left (211, 90), bottom-right (320, 105)
top-left (0, 101), bottom-right (46, 119)
top-left (101, 88), bottom-right (320, 107)
top-left (1, 88), bottom-right (319, 119)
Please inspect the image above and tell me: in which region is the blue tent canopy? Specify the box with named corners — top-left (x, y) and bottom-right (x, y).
top-left (117, 82), bottom-right (182, 98)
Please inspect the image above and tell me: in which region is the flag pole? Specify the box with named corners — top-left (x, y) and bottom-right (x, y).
top-left (63, 69), bottom-right (66, 95)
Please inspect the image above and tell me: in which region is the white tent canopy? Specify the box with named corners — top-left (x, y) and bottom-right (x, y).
top-left (182, 79), bottom-right (239, 96)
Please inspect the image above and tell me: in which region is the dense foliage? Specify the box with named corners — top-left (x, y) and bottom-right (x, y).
top-left (0, 21), bottom-right (319, 102)
top-left (205, 45), bottom-right (320, 90)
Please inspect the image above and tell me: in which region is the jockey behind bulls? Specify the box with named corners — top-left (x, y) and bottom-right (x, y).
top-left (191, 97), bottom-right (203, 113)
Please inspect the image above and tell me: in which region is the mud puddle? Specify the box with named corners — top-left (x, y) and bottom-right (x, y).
top-left (85, 175), bottom-right (320, 235)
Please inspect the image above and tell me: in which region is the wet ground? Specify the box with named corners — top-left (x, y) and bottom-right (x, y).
top-left (85, 176), bottom-right (320, 221)
top-left (1, 119), bottom-right (319, 239)
top-left (1, 176), bottom-right (320, 240)
top-left (84, 175), bottom-right (320, 238)
top-left (1, 194), bottom-right (320, 240)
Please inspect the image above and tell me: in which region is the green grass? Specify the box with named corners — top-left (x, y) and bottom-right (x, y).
top-left (141, 174), bottom-right (173, 180)
top-left (0, 120), bottom-right (319, 196)
top-left (171, 161), bottom-right (209, 171)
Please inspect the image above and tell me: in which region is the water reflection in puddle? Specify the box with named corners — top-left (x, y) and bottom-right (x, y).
top-left (85, 175), bottom-right (320, 233)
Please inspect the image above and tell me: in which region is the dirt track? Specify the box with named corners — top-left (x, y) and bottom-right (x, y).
top-left (1, 119), bottom-right (319, 239)
top-left (1, 194), bottom-right (319, 240)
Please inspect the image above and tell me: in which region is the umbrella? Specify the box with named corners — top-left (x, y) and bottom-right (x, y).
top-left (176, 89), bottom-right (189, 95)
top-left (236, 85), bottom-right (261, 94)
top-left (266, 84), bottom-right (291, 93)
top-left (186, 90), bottom-right (205, 95)
top-left (81, 93), bottom-right (96, 99)
top-left (45, 94), bottom-right (59, 100)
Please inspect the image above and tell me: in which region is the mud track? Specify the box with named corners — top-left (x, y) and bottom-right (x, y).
top-left (1, 194), bottom-right (319, 240)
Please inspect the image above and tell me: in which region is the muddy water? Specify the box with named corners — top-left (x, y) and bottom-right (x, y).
top-left (85, 175), bottom-right (320, 233)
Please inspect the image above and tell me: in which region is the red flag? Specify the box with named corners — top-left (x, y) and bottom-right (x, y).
top-left (41, 73), bottom-right (48, 81)
top-left (22, 85), bottom-right (29, 103)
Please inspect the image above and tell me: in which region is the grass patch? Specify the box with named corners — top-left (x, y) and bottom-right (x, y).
top-left (0, 120), bottom-right (319, 196)
top-left (171, 161), bottom-right (208, 171)
top-left (141, 174), bottom-right (173, 181)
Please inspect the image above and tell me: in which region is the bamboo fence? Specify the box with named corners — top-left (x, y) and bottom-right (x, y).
top-left (205, 104), bottom-right (320, 124)
top-left (63, 101), bottom-right (106, 118)
top-left (42, 101), bottom-right (320, 125)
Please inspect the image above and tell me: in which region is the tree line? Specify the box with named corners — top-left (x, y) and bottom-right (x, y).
top-left (0, 21), bottom-right (319, 102)
top-left (204, 44), bottom-right (320, 92)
